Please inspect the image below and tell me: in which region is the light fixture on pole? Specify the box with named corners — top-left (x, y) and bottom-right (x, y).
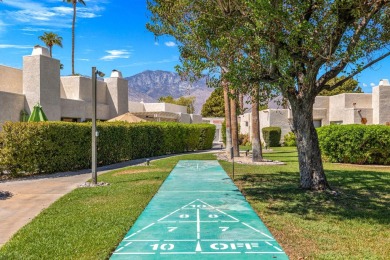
top-left (91, 67), bottom-right (105, 185)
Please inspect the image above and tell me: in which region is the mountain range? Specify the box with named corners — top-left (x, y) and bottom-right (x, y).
top-left (125, 70), bottom-right (213, 114)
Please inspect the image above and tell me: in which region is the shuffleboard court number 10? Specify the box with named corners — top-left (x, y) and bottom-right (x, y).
top-left (151, 243), bottom-right (174, 251)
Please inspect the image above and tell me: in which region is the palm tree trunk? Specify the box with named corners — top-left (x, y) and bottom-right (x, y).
top-left (239, 93), bottom-right (244, 114)
top-left (223, 79), bottom-right (232, 156)
top-left (72, 3), bottom-right (76, 75)
top-left (49, 46), bottom-right (52, 57)
top-left (251, 86), bottom-right (263, 162)
top-left (230, 89), bottom-right (239, 157)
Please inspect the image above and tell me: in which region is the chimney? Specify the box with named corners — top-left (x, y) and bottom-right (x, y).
top-left (110, 69), bottom-right (123, 78)
top-left (378, 79), bottom-right (389, 86)
top-left (31, 45), bottom-right (50, 57)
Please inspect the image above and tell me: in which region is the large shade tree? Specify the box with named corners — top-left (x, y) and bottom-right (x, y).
top-left (238, 0), bottom-right (390, 190)
top-left (148, 0), bottom-right (390, 191)
top-left (147, 0), bottom-right (261, 157)
top-left (38, 32), bottom-right (63, 57)
top-left (63, 0), bottom-right (85, 75)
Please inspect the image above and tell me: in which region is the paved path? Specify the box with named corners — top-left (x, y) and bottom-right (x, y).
top-left (0, 150), bottom-right (220, 247)
top-left (111, 160), bottom-right (288, 259)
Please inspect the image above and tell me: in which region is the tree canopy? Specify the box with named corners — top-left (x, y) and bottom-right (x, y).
top-left (158, 96), bottom-right (196, 114)
top-left (201, 88), bottom-right (225, 117)
top-left (148, 0), bottom-right (390, 190)
top-left (319, 77), bottom-right (362, 96)
top-left (38, 32), bottom-right (63, 58)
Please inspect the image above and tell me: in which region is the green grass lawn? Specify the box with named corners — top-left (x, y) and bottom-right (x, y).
top-left (0, 148), bottom-right (389, 259)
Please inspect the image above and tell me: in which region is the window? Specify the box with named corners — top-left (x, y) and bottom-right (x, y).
top-left (313, 120), bottom-right (322, 128)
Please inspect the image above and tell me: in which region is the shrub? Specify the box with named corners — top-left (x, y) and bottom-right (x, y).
top-left (262, 126), bottom-right (281, 147)
top-left (238, 134), bottom-right (250, 146)
top-left (317, 124), bottom-right (390, 165)
top-left (0, 121), bottom-right (215, 176)
top-left (283, 132), bottom-right (296, 147)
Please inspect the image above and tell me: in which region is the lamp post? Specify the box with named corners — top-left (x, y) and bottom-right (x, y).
top-left (92, 67), bottom-right (105, 184)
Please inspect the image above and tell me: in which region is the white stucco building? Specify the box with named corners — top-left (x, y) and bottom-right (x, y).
top-left (0, 46), bottom-right (202, 128)
top-left (128, 101), bottom-right (203, 123)
top-left (0, 46), bottom-right (128, 125)
top-left (240, 80), bottom-right (390, 143)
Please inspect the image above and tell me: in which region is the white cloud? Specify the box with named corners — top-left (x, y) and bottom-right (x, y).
top-left (370, 83), bottom-right (375, 87)
top-left (154, 42), bottom-right (159, 46)
top-left (21, 27), bottom-right (54, 32)
top-left (100, 49), bottom-right (131, 61)
top-left (2, 0), bottom-right (104, 30)
top-left (77, 58), bottom-right (90, 62)
top-left (362, 83), bottom-right (367, 87)
top-left (0, 44), bottom-right (33, 49)
top-left (164, 41), bottom-right (177, 47)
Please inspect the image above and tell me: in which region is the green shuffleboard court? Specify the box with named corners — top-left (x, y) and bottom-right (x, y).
top-left (111, 160), bottom-right (288, 259)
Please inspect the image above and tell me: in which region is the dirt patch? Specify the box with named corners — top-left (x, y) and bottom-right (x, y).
top-left (215, 151), bottom-right (285, 165)
top-left (78, 182), bottom-right (110, 188)
top-left (113, 168), bottom-right (166, 176)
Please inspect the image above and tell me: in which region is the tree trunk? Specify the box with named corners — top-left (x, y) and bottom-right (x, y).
top-left (223, 79), bottom-right (232, 155)
top-left (230, 89), bottom-right (240, 157)
top-left (251, 87), bottom-right (263, 162)
top-left (290, 97), bottom-right (330, 191)
top-left (239, 92), bottom-right (244, 114)
top-left (72, 3), bottom-right (76, 75)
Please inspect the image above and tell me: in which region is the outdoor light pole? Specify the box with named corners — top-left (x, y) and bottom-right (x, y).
top-left (91, 67), bottom-right (105, 185)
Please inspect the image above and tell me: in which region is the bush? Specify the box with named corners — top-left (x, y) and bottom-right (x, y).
top-left (317, 124), bottom-right (390, 165)
top-left (0, 121), bottom-right (215, 176)
top-left (262, 126), bottom-right (281, 147)
top-left (283, 132), bottom-right (296, 147)
top-left (238, 134), bottom-right (250, 146)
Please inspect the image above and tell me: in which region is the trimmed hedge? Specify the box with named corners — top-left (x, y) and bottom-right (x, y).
top-left (317, 124), bottom-right (390, 165)
top-left (262, 126), bottom-right (281, 147)
top-left (283, 132), bottom-right (297, 147)
top-left (0, 121), bottom-right (215, 176)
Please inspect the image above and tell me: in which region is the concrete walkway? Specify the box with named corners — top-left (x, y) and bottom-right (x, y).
top-left (0, 150), bottom-right (220, 247)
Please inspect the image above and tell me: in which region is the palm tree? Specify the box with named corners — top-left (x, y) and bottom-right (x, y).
top-left (63, 0), bottom-right (86, 75)
top-left (38, 32), bottom-right (63, 57)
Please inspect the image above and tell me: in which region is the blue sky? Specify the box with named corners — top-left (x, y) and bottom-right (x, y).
top-left (0, 0), bottom-right (389, 93)
top-left (0, 0), bottom-right (179, 78)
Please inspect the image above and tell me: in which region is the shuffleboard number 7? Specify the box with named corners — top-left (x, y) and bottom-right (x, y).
top-left (168, 227), bottom-right (177, 232)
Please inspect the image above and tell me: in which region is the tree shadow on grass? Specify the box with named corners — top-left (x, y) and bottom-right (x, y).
top-left (238, 169), bottom-right (390, 224)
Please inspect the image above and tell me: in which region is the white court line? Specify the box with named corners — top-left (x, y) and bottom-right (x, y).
top-left (242, 222), bottom-right (274, 239)
top-left (124, 223), bottom-right (155, 239)
top-left (124, 242), bottom-right (133, 246)
top-left (161, 252), bottom-right (197, 255)
top-left (115, 247), bottom-right (124, 252)
top-left (164, 240), bottom-right (197, 242)
top-left (197, 199), bottom-right (239, 221)
top-left (201, 239), bottom-right (235, 241)
top-left (157, 200), bottom-right (198, 221)
top-left (245, 252), bottom-right (285, 254)
top-left (124, 240), bottom-right (159, 242)
top-left (273, 246), bottom-right (283, 251)
top-left (113, 252), bottom-right (155, 255)
top-left (201, 252), bottom-right (241, 254)
top-left (240, 239), bottom-right (275, 242)
top-left (265, 241), bottom-right (273, 246)
top-left (197, 208), bottom-right (200, 239)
